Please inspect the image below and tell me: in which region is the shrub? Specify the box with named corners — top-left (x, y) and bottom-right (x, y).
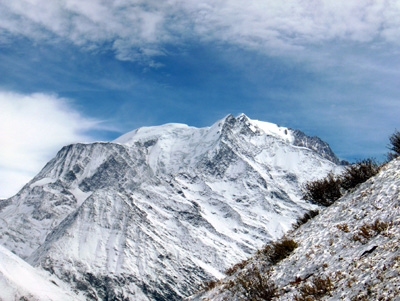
top-left (202, 279), bottom-right (218, 291)
top-left (357, 225), bottom-right (372, 240)
top-left (369, 219), bottom-right (389, 233)
top-left (224, 259), bottom-right (248, 276)
top-left (292, 210), bottom-right (319, 230)
top-left (295, 276), bottom-right (333, 300)
top-left (340, 159), bottom-right (379, 190)
top-left (351, 219), bottom-right (389, 243)
top-left (387, 129), bottom-right (400, 160)
top-left (303, 158), bottom-right (379, 206)
top-left (336, 223), bottom-right (350, 232)
top-left (236, 268), bottom-right (276, 300)
top-left (302, 173), bottom-right (342, 206)
top-left (262, 238), bottom-right (298, 264)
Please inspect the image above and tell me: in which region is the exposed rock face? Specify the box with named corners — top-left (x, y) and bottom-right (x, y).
top-left (291, 129), bottom-right (345, 165)
top-left (0, 114), bottom-right (341, 300)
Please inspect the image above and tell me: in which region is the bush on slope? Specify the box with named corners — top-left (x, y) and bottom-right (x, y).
top-left (303, 159), bottom-right (379, 206)
top-left (387, 129), bottom-right (400, 160)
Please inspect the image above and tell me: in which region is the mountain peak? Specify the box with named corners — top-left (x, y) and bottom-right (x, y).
top-left (111, 114), bottom-right (341, 167)
top-left (219, 113), bottom-right (250, 126)
top-left (113, 122), bottom-right (192, 146)
top-left (236, 113), bottom-right (249, 120)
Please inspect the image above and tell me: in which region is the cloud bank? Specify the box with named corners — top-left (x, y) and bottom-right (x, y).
top-left (0, 91), bottom-right (101, 198)
top-left (0, 0), bottom-right (399, 64)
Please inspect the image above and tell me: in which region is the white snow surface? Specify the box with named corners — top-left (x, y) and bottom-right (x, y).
top-left (246, 117), bottom-right (294, 143)
top-left (30, 177), bottom-right (57, 188)
top-left (196, 158), bottom-right (400, 300)
top-left (0, 244), bottom-right (82, 300)
top-left (0, 114), bottom-right (342, 300)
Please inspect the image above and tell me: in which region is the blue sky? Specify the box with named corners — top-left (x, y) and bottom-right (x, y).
top-left (1, 1), bottom-right (400, 198)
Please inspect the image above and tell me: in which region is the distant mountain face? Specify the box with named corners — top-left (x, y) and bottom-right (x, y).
top-left (196, 158), bottom-right (400, 300)
top-left (0, 114), bottom-right (341, 300)
top-left (291, 129), bottom-right (347, 165)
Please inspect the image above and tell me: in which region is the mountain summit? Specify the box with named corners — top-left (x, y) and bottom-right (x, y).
top-left (0, 114), bottom-right (341, 300)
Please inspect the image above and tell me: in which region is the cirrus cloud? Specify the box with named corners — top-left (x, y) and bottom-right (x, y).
top-left (0, 0), bottom-right (399, 64)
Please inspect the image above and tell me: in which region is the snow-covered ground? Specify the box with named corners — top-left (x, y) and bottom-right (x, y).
top-left (0, 244), bottom-right (83, 300)
top-left (196, 158), bottom-right (400, 300)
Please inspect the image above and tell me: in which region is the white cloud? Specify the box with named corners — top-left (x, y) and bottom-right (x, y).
top-left (0, 0), bottom-right (399, 63)
top-left (0, 91), bottom-right (101, 198)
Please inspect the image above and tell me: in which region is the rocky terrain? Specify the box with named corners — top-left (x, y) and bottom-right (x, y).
top-left (195, 158), bottom-right (400, 300)
top-left (0, 114), bottom-right (341, 300)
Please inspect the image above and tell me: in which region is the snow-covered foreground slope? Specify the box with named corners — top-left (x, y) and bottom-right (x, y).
top-left (0, 114), bottom-right (341, 300)
top-left (196, 158), bottom-right (400, 300)
top-left (0, 244), bottom-right (83, 300)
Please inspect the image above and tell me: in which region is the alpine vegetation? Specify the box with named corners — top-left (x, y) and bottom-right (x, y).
top-left (387, 129), bottom-right (400, 160)
top-left (303, 159), bottom-right (380, 206)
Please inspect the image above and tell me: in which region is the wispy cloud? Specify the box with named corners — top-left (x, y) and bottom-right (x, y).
top-left (0, 1), bottom-right (399, 64)
top-left (0, 90), bottom-right (103, 198)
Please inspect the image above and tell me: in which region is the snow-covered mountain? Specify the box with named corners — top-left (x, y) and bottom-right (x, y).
top-left (0, 114), bottom-right (341, 300)
top-left (196, 158), bottom-right (400, 300)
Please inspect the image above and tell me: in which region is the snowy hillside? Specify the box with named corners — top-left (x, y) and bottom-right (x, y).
top-left (0, 244), bottom-right (83, 300)
top-left (0, 114), bottom-right (341, 300)
top-left (196, 158), bottom-right (400, 300)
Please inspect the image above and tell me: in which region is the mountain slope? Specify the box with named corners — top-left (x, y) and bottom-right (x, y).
top-left (0, 244), bottom-right (83, 300)
top-left (196, 158), bottom-right (400, 300)
top-left (0, 114), bottom-right (341, 300)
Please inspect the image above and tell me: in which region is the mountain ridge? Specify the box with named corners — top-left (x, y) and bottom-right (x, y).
top-left (0, 114), bottom-right (342, 300)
